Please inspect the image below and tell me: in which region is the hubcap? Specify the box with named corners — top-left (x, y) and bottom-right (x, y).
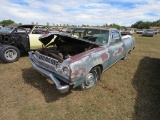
top-left (84, 71), bottom-right (97, 89)
top-left (4, 49), bottom-right (17, 60)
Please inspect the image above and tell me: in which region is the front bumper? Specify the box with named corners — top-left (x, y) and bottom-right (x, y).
top-left (29, 52), bottom-right (69, 93)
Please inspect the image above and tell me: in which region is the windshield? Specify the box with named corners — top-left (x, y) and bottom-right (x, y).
top-left (71, 28), bottom-right (109, 44)
top-left (146, 29), bottom-right (154, 32)
top-left (0, 27), bottom-right (14, 33)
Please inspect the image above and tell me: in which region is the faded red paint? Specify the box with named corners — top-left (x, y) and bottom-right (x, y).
top-left (101, 53), bottom-right (109, 61)
top-left (70, 47), bottom-right (105, 63)
top-left (72, 68), bottom-right (86, 77)
top-left (114, 47), bottom-right (123, 56)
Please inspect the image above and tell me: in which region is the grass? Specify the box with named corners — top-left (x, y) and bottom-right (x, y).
top-left (0, 34), bottom-right (160, 120)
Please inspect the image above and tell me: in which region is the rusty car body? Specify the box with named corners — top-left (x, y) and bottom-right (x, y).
top-left (0, 25), bottom-right (49, 63)
top-left (29, 27), bottom-right (135, 93)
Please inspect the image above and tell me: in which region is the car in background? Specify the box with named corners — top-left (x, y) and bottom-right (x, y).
top-left (136, 29), bottom-right (143, 34)
top-left (0, 25), bottom-right (49, 63)
top-left (142, 29), bottom-right (154, 37)
top-left (50, 28), bottom-right (60, 33)
top-left (121, 31), bottom-right (132, 36)
top-left (66, 28), bottom-right (73, 33)
top-left (61, 28), bottom-right (68, 32)
top-left (154, 30), bottom-right (159, 34)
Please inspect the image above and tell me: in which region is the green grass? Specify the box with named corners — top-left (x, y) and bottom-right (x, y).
top-left (0, 34), bottom-right (160, 120)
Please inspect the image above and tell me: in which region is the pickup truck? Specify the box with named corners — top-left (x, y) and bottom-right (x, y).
top-left (29, 28), bottom-right (135, 93)
top-left (0, 25), bottom-right (49, 63)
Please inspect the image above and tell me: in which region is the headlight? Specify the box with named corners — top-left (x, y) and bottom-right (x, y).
top-left (62, 66), bottom-right (70, 76)
top-left (55, 63), bottom-right (62, 71)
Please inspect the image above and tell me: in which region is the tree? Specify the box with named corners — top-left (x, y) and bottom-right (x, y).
top-left (31, 22), bottom-right (34, 25)
top-left (131, 19), bottom-right (160, 29)
top-left (151, 19), bottom-right (160, 26)
top-left (0, 19), bottom-right (14, 27)
top-left (109, 23), bottom-right (120, 29)
top-left (131, 21), bottom-right (143, 28)
top-left (18, 23), bottom-right (22, 25)
top-left (46, 22), bottom-right (49, 26)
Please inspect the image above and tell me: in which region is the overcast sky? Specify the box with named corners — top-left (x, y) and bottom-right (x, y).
top-left (0, 0), bottom-right (160, 26)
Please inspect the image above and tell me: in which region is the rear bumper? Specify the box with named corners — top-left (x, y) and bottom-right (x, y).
top-left (29, 52), bottom-right (69, 93)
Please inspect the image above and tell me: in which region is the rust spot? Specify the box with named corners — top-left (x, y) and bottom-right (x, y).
top-left (101, 53), bottom-right (109, 61)
top-left (72, 68), bottom-right (86, 77)
top-left (114, 47), bottom-right (123, 56)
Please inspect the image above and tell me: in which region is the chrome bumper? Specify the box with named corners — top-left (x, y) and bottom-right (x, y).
top-left (29, 52), bottom-right (69, 93)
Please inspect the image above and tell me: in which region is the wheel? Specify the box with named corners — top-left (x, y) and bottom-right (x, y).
top-left (0, 46), bottom-right (20, 63)
top-left (129, 46), bottom-right (135, 54)
top-left (80, 66), bottom-right (101, 90)
top-left (122, 51), bottom-right (128, 60)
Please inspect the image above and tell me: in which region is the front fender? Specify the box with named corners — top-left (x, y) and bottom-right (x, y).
top-left (0, 44), bottom-right (10, 51)
top-left (70, 47), bottom-right (109, 81)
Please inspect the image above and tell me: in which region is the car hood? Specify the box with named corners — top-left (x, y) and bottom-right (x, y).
top-left (39, 32), bottom-right (101, 46)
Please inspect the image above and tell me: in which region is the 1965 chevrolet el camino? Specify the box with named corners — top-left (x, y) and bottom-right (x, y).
top-left (29, 28), bottom-right (135, 93)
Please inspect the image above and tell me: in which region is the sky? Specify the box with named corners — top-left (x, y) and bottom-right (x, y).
top-left (0, 0), bottom-right (160, 26)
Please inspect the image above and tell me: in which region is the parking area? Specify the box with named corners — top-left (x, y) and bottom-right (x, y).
top-left (0, 34), bottom-right (160, 120)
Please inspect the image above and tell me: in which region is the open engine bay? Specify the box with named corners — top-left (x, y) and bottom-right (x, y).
top-left (37, 35), bottom-right (99, 62)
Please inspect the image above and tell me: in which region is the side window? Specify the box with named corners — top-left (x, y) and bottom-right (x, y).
top-left (32, 27), bottom-right (42, 34)
top-left (111, 31), bottom-right (121, 44)
top-left (32, 27), bottom-right (48, 34)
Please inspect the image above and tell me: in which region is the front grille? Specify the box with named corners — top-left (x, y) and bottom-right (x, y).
top-left (32, 51), bottom-right (58, 73)
top-left (32, 51), bottom-right (68, 80)
top-left (32, 55), bottom-right (56, 73)
top-left (35, 51), bottom-right (59, 65)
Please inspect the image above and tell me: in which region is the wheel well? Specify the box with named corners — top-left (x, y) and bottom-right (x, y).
top-left (92, 64), bottom-right (103, 73)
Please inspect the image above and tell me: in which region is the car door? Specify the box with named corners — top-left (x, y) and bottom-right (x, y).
top-left (29, 26), bottom-right (48, 50)
top-left (108, 31), bottom-right (124, 64)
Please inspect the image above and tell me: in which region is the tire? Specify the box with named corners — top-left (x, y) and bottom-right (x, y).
top-left (0, 46), bottom-right (20, 63)
top-left (122, 51), bottom-right (128, 60)
top-left (80, 66), bottom-right (101, 90)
